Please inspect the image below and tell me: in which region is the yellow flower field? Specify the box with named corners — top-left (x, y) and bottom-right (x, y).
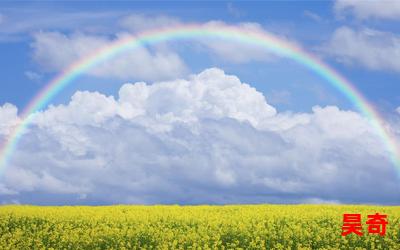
top-left (0, 205), bottom-right (399, 249)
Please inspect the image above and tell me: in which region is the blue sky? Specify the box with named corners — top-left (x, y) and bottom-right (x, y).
top-left (0, 1), bottom-right (399, 205)
top-left (1, 1), bottom-right (399, 113)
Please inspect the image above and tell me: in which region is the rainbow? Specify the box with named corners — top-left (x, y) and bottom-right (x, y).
top-left (0, 24), bottom-right (399, 175)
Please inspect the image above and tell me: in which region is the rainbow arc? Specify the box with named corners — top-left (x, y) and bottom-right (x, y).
top-left (0, 24), bottom-right (399, 175)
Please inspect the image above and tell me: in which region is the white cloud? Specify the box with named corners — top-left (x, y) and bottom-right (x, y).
top-left (121, 17), bottom-right (297, 64)
top-left (227, 3), bottom-right (245, 18)
top-left (0, 10), bottom-right (123, 41)
top-left (321, 26), bottom-right (400, 72)
top-left (335, 0), bottom-right (400, 20)
top-left (24, 71), bottom-right (42, 82)
top-left (35, 68), bottom-right (276, 131)
top-left (28, 14), bottom-right (301, 79)
top-left (119, 14), bottom-right (181, 32)
top-left (0, 103), bottom-right (19, 136)
top-left (1, 68), bottom-right (398, 204)
top-left (198, 21), bottom-right (296, 63)
top-left (0, 183), bottom-right (16, 195)
top-left (31, 31), bottom-right (188, 81)
top-left (303, 10), bottom-right (323, 22)
top-left (397, 107), bottom-right (400, 114)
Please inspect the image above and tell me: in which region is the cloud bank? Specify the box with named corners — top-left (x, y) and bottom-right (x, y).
top-left (321, 26), bottom-right (400, 72)
top-left (31, 31), bottom-right (188, 81)
top-left (335, 0), bottom-right (400, 20)
top-left (0, 68), bottom-right (399, 204)
top-left (30, 17), bottom-right (298, 81)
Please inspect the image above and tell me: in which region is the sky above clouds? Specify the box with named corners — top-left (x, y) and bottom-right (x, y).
top-left (0, 1), bottom-right (399, 205)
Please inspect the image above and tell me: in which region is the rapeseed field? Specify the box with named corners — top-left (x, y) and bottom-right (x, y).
top-left (0, 205), bottom-right (399, 249)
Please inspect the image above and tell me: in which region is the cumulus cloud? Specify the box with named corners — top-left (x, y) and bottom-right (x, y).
top-left (0, 68), bottom-right (398, 205)
top-left (321, 26), bottom-right (400, 72)
top-left (31, 31), bottom-right (188, 81)
top-left (0, 103), bottom-right (19, 136)
top-left (335, 0), bottom-right (400, 20)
